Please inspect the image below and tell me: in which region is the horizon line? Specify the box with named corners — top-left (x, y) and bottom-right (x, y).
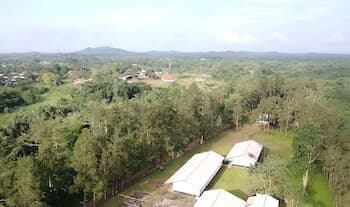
top-left (1, 47), bottom-right (350, 56)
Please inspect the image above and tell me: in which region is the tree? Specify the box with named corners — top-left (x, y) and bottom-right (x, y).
top-left (71, 129), bottom-right (103, 207)
top-left (7, 157), bottom-right (44, 207)
top-left (249, 155), bottom-right (286, 196)
top-left (292, 123), bottom-right (322, 192)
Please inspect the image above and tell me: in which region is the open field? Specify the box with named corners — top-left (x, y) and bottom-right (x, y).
top-left (100, 125), bottom-right (333, 207)
top-left (132, 73), bottom-right (224, 89)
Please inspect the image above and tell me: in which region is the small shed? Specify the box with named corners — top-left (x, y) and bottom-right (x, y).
top-left (225, 140), bottom-right (263, 167)
top-left (246, 194), bottom-right (279, 207)
top-left (194, 189), bottom-right (246, 207)
top-left (165, 151), bottom-right (223, 197)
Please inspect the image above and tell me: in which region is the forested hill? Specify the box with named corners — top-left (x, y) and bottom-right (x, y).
top-left (75, 47), bottom-right (135, 56)
top-left (1, 47), bottom-right (350, 59)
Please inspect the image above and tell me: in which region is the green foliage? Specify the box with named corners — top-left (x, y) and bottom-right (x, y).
top-left (292, 123), bottom-right (322, 172)
top-left (7, 156), bottom-right (45, 207)
top-left (71, 129), bottom-right (103, 202)
top-left (249, 155), bottom-right (287, 196)
top-left (0, 87), bottom-right (25, 112)
top-left (75, 79), bottom-right (151, 102)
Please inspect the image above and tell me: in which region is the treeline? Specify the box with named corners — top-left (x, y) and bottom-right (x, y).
top-left (0, 80), bottom-right (225, 206)
top-left (0, 85), bottom-right (48, 112)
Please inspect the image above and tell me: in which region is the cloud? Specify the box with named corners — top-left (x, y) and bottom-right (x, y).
top-left (217, 32), bottom-right (257, 44)
top-left (272, 32), bottom-right (288, 41)
top-left (326, 33), bottom-right (349, 45)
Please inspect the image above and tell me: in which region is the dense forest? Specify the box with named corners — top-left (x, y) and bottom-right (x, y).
top-left (0, 52), bottom-right (349, 207)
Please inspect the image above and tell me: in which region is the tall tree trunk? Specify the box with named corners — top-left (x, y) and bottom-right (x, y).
top-left (83, 191), bottom-right (86, 207)
top-left (303, 169), bottom-right (309, 193)
top-left (112, 178), bottom-right (115, 196)
top-left (285, 103), bottom-right (290, 136)
top-left (93, 192), bottom-right (96, 207)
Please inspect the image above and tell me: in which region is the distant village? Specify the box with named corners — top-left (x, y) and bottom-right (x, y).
top-left (0, 71), bottom-right (29, 86)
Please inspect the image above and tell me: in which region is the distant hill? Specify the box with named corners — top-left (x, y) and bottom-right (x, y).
top-left (1, 47), bottom-right (349, 59)
top-left (76, 47), bottom-right (135, 56)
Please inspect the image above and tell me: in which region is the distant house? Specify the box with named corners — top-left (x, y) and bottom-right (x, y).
top-left (73, 78), bottom-right (92, 85)
top-left (136, 69), bottom-right (148, 80)
top-left (225, 140), bottom-right (263, 167)
top-left (160, 73), bottom-right (175, 82)
top-left (194, 189), bottom-right (246, 207)
top-left (201, 73), bottom-right (212, 78)
top-left (119, 74), bottom-right (134, 81)
top-left (246, 194), bottom-right (279, 207)
top-left (195, 78), bottom-right (205, 82)
top-left (165, 151), bottom-right (223, 197)
top-left (256, 114), bottom-right (269, 125)
top-left (65, 70), bottom-right (73, 78)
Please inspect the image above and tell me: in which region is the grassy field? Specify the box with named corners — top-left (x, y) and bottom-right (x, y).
top-left (209, 130), bottom-right (293, 200)
top-left (210, 167), bottom-right (250, 199)
top-left (100, 125), bottom-right (334, 207)
top-left (133, 73), bottom-right (224, 89)
top-left (0, 82), bottom-right (74, 126)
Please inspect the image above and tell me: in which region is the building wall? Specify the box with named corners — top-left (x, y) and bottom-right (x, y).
top-left (173, 181), bottom-right (200, 196)
top-left (230, 156), bottom-right (256, 167)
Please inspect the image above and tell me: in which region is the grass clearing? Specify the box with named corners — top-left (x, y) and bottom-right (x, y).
top-left (134, 73), bottom-right (224, 89)
top-left (210, 167), bottom-right (250, 199)
top-left (305, 168), bottom-right (334, 207)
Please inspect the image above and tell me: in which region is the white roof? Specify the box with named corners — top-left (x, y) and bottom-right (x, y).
top-left (194, 189), bottom-right (246, 207)
top-left (225, 140), bottom-right (263, 162)
top-left (246, 194), bottom-right (279, 207)
top-left (166, 151), bottom-right (224, 189)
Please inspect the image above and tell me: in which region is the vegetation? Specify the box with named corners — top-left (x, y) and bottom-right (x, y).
top-left (0, 53), bottom-right (349, 207)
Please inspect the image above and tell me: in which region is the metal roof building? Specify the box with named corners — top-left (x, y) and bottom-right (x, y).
top-left (194, 189), bottom-right (246, 207)
top-left (246, 194), bottom-right (279, 207)
top-left (165, 151), bottom-right (224, 197)
top-left (225, 140), bottom-right (263, 167)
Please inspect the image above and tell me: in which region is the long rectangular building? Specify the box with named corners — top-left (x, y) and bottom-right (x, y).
top-left (165, 151), bottom-right (224, 197)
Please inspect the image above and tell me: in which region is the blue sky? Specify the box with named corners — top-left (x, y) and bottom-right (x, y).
top-left (1, 0), bottom-right (349, 53)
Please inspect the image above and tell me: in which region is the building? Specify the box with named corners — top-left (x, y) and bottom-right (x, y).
top-left (225, 140), bottom-right (263, 167)
top-left (165, 151), bottom-right (224, 197)
top-left (73, 78), bottom-right (92, 85)
top-left (256, 113), bottom-right (269, 125)
top-left (194, 189), bottom-right (246, 207)
top-left (119, 74), bottom-right (134, 81)
top-left (246, 194), bottom-right (279, 207)
top-left (160, 73), bottom-right (175, 82)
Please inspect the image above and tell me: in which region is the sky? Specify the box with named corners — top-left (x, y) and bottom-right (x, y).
top-left (0, 0), bottom-right (349, 53)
